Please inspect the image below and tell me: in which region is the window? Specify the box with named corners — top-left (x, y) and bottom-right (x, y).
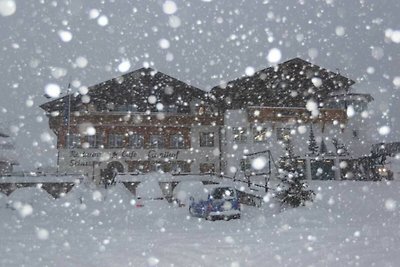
top-left (170, 134), bottom-right (185, 149)
top-left (87, 133), bottom-right (103, 148)
top-left (200, 163), bottom-right (215, 173)
top-left (129, 133), bottom-right (144, 149)
top-left (115, 104), bottom-right (138, 112)
top-left (352, 130), bottom-right (359, 139)
top-left (164, 105), bottom-right (178, 113)
top-left (240, 159), bottom-right (251, 171)
top-left (232, 127), bottom-right (247, 143)
top-left (129, 161), bottom-right (150, 173)
top-left (177, 106), bottom-right (190, 114)
top-left (171, 161), bottom-right (190, 173)
top-left (0, 142), bottom-right (14, 150)
top-left (150, 134), bottom-right (164, 149)
top-left (198, 106), bottom-right (205, 115)
top-left (108, 134), bottom-right (124, 148)
top-left (276, 127), bottom-right (291, 141)
top-left (197, 105), bottom-right (213, 115)
top-left (277, 110), bottom-right (298, 117)
top-left (66, 134), bottom-right (81, 148)
top-left (347, 101), bottom-right (367, 113)
top-left (150, 162), bottom-right (164, 172)
top-left (200, 132), bottom-right (215, 147)
top-left (211, 187), bottom-right (235, 200)
top-left (127, 161), bottom-right (141, 173)
top-left (253, 127), bottom-right (271, 142)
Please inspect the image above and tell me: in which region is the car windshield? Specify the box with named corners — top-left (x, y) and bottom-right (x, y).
top-left (211, 187), bottom-right (235, 199)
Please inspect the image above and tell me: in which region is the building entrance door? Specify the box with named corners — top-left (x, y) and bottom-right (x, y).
top-left (310, 159), bottom-right (335, 180)
top-left (101, 161), bottom-right (125, 187)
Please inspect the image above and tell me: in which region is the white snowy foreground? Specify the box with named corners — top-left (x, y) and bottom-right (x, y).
top-left (1, 180), bottom-right (400, 267)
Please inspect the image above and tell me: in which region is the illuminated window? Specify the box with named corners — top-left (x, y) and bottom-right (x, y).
top-left (197, 105), bottom-right (212, 115)
top-left (276, 127), bottom-right (291, 141)
top-left (233, 127), bottom-right (247, 143)
top-left (253, 127), bottom-right (271, 142)
top-left (198, 106), bottom-right (205, 115)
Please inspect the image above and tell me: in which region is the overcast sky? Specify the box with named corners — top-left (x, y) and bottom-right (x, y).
top-left (0, 0), bottom-right (399, 169)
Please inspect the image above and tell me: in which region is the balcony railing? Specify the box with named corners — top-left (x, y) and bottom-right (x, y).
top-left (248, 106), bottom-right (347, 124)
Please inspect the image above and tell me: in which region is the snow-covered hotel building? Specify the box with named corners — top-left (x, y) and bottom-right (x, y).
top-left (41, 68), bottom-right (222, 184)
top-left (40, 58), bottom-right (372, 183)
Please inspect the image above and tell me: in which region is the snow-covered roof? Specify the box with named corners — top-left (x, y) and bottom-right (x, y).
top-left (40, 67), bottom-right (208, 114)
top-left (210, 57), bottom-right (356, 109)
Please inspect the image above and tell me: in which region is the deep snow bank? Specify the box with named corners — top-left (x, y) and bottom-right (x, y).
top-left (0, 180), bottom-right (399, 267)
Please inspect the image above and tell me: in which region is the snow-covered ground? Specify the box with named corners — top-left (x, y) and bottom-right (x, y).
top-left (1, 180), bottom-right (400, 267)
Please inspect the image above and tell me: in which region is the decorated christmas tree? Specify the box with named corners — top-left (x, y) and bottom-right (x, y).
top-left (276, 138), bottom-right (315, 208)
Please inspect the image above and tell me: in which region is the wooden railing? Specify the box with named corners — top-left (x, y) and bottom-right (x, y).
top-left (248, 106), bottom-right (347, 124)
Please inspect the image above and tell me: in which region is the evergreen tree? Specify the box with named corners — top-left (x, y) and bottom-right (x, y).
top-left (319, 140), bottom-right (328, 155)
top-left (276, 138), bottom-right (315, 208)
top-left (307, 125), bottom-right (318, 155)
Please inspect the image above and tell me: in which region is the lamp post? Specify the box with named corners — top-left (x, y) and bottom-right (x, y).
top-left (66, 85), bottom-right (71, 149)
top-left (45, 79), bottom-right (72, 175)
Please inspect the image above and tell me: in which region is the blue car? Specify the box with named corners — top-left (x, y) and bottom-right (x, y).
top-left (189, 185), bottom-right (241, 221)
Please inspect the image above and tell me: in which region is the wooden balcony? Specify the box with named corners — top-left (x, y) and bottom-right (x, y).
top-left (49, 111), bottom-right (224, 132)
top-left (247, 106), bottom-right (347, 124)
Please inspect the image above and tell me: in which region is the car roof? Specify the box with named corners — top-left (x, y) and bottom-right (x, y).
top-left (204, 184), bottom-right (236, 192)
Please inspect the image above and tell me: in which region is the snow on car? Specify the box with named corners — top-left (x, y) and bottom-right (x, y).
top-left (189, 185), bottom-right (241, 221)
top-left (172, 180), bottom-right (205, 207)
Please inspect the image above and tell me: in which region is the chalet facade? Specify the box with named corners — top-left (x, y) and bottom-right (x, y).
top-left (40, 58), bottom-right (373, 183)
top-left (40, 68), bottom-right (222, 184)
top-left (212, 58), bottom-right (373, 180)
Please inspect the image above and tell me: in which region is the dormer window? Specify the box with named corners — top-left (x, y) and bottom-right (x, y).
top-left (199, 106), bottom-right (204, 115)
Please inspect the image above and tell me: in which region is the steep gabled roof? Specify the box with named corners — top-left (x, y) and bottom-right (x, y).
top-left (40, 67), bottom-right (209, 113)
top-left (210, 58), bottom-right (356, 109)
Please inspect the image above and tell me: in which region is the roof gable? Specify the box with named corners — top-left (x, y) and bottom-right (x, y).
top-left (211, 58), bottom-right (356, 109)
top-left (40, 68), bottom-right (208, 113)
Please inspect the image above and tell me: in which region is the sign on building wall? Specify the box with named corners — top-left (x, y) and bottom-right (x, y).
top-left (64, 149), bottom-right (182, 167)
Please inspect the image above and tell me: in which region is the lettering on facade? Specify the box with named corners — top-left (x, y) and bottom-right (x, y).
top-left (70, 150), bottom-right (102, 158)
top-left (67, 149), bottom-right (180, 165)
top-left (121, 151), bottom-right (138, 159)
top-left (148, 150), bottom-right (180, 160)
top-left (70, 159), bottom-right (94, 167)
